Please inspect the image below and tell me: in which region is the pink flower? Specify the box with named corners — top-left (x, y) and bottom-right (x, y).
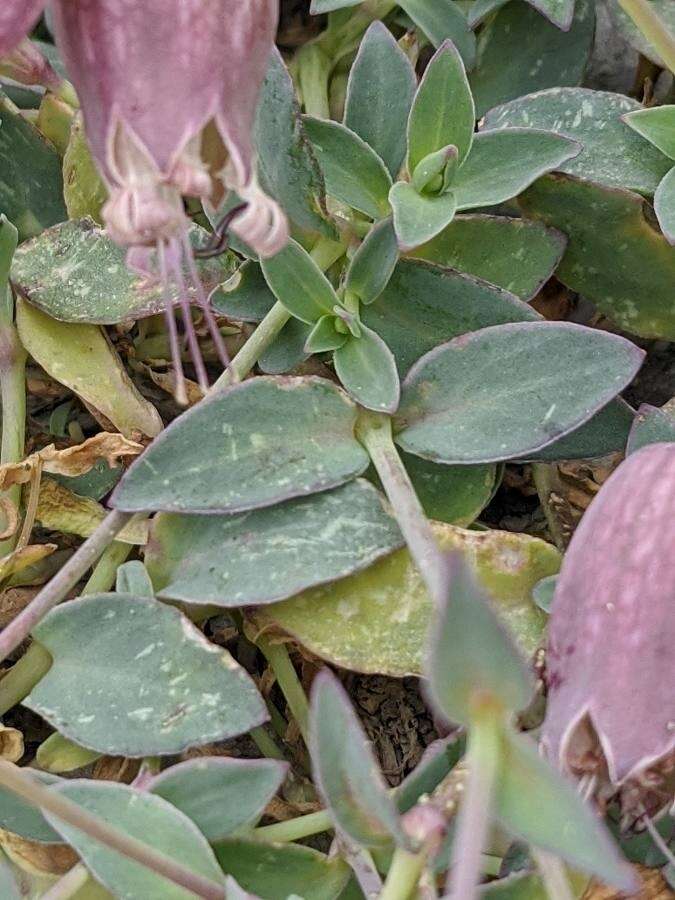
top-left (1, 1), bottom-right (288, 402)
top-left (543, 443), bottom-right (675, 824)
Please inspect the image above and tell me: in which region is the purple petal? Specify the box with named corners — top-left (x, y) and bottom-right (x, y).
top-left (0, 38), bottom-right (60, 89)
top-left (0, 0), bottom-right (46, 58)
top-left (543, 443), bottom-right (675, 783)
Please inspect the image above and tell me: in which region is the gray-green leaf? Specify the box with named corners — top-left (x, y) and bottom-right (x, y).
top-left (390, 181), bottom-right (458, 250)
top-left (333, 325), bottom-right (401, 413)
top-left (261, 238), bottom-right (338, 324)
top-left (26, 594), bottom-right (267, 756)
top-left (146, 480), bottom-right (403, 608)
top-left (112, 377), bottom-right (369, 514)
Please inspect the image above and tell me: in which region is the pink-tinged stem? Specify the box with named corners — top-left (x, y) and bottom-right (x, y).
top-left (0, 761), bottom-right (225, 900)
top-left (447, 709), bottom-right (501, 900)
top-left (0, 509), bottom-right (132, 664)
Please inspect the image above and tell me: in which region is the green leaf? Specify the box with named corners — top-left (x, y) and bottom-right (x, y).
top-left (521, 399), bottom-right (635, 461)
top-left (469, 0), bottom-right (594, 118)
top-left (426, 553), bottom-right (533, 725)
top-left (45, 780), bottom-right (225, 899)
top-left (655, 166), bottom-right (675, 244)
top-left (532, 574), bottom-right (557, 613)
top-left (11, 218), bottom-right (233, 324)
top-left (311, 0), bottom-right (361, 11)
top-left (255, 521), bottom-right (559, 675)
top-left (398, 0), bottom-right (476, 65)
top-left (0, 215), bottom-right (18, 287)
top-left (411, 145), bottom-right (459, 194)
top-left (478, 872), bottom-right (551, 898)
top-left (469, 0), bottom-right (575, 30)
top-left (26, 594), bottom-right (267, 756)
top-left (0, 772), bottom-right (64, 843)
top-left (344, 22), bottom-right (417, 177)
top-left (62, 114), bottom-right (107, 223)
top-left (333, 325), bottom-right (400, 412)
top-left (112, 376), bottom-right (369, 514)
top-left (345, 217), bottom-right (398, 304)
top-left (361, 258), bottom-right (538, 376)
top-left (214, 839), bottom-right (351, 900)
top-left (407, 41), bottom-right (475, 172)
top-left (305, 315), bottom-right (348, 353)
top-left (115, 561), bottom-right (154, 598)
top-left (627, 402), bottom-right (675, 456)
top-left (484, 88), bottom-right (672, 196)
top-left (260, 238), bottom-right (339, 324)
top-left (213, 261), bottom-right (276, 323)
top-left (606, 0), bottom-right (675, 66)
top-left (148, 757), bottom-right (287, 842)
top-left (16, 300), bottom-right (163, 439)
top-left (390, 182), bottom-right (458, 251)
top-left (410, 214), bottom-right (566, 301)
top-left (622, 105), bottom-right (675, 161)
top-left (496, 730), bottom-right (637, 891)
top-left (258, 317), bottom-right (311, 374)
top-left (303, 117), bottom-right (393, 219)
top-left (310, 670), bottom-right (409, 848)
top-left (395, 321), bottom-right (644, 464)
top-left (255, 49), bottom-right (329, 237)
top-left (146, 480), bottom-right (403, 607)
top-left (452, 129), bottom-right (581, 211)
top-left (519, 173), bottom-right (675, 339)
top-left (401, 452), bottom-right (497, 526)
top-left (0, 93), bottom-right (67, 241)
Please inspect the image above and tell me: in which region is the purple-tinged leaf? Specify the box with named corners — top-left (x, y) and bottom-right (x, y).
top-left (543, 443), bottom-right (675, 783)
top-left (395, 321), bottom-right (644, 464)
top-left (309, 670), bottom-right (410, 850)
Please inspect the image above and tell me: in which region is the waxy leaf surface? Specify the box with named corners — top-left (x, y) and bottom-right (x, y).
top-left (522, 399), bottom-right (635, 462)
top-left (623, 105), bottom-right (675, 161)
top-left (147, 480), bottom-right (403, 607)
top-left (390, 182), bottom-right (458, 251)
top-left (345, 217), bottom-right (398, 304)
top-left (260, 239), bottom-right (338, 324)
top-left (469, 0), bottom-right (575, 30)
top-left (212, 260), bottom-right (275, 323)
top-left (113, 377), bottom-right (369, 514)
top-left (401, 451), bottom-right (497, 526)
top-left (626, 402), bottom-right (675, 456)
top-left (26, 594), bottom-right (267, 756)
top-left (333, 325), bottom-right (401, 413)
top-left (396, 322), bottom-right (643, 463)
top-left (399, 0), bottom-right (476, 63)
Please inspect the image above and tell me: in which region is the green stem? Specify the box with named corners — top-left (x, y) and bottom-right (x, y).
top-left (253, 809), bottom-right (333, 843)
top-left (211, 301), bottom-right (290, 392)
top-left (0, 761), bottom-right (225, 900)
top-left (296, 44), bottom-right (332, 118)
top-left (257, 634), bottom-right (310, 745)
top-left (618, 0), bottom-right (675, 72)
top-left (531, 463), bottom-right (567, 552)
top-left (532, 849), bottom-right (575, 900)
top-left (379, 847), bottom-right (428, 900)
top-left (0, 288), bottom-right (26, 558)
top-left (81, 538), bottom-right (134, 594)
top-left (250, 725), bottom-right (287, 762)
top-left (0, 509), bottom-right (133, 664)
top-left (356, 411), bottom-right (445, 603)
top-left (447, 710), bottom-right (502, 900)
top-left (41, 864), bottom-right (91, 900)
top-left (0, 641), bottom-right (51, 715)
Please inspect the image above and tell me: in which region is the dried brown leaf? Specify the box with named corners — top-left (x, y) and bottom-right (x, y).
top-left (0, 725), bottom-right (24, 762)
top-left (36, 479), bottom-right (147, 544)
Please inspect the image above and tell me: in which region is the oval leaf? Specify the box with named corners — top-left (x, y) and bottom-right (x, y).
top-left (395, 322), bottom-right (644, 463)
top-left (399, 0), bottom-right (476, 64)
top-left (345, 217), bottom-right (398, 305)
top-left (146, 480), bottom-right (403, 608)
top-left (25, 594), bottom-right (267, 756)
top-left (260, 239), bottom-right (338, 324)
top-left (390, 182), bottom-right (458, 251)
top-left (333, 325), bottom-right (400, 413)
top-left (148, 757), bottom-right (287, 842)
top-left (112, 376), bottom-right (369, 514)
